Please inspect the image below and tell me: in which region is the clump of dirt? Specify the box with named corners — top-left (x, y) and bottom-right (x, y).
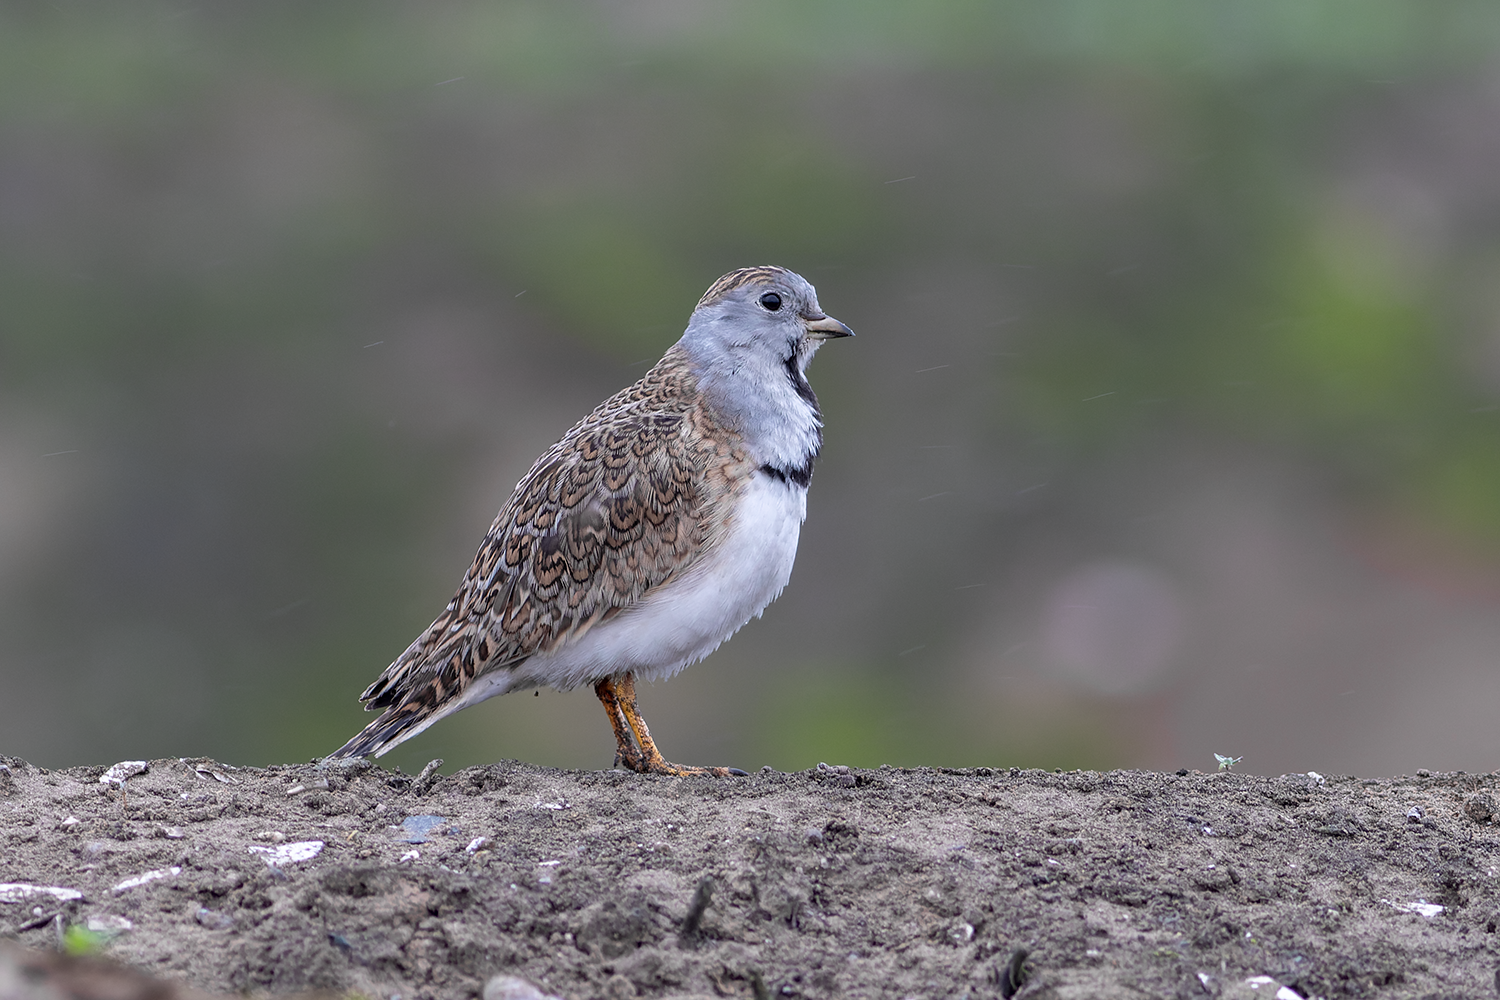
top-left (3, 755), bottom-right (1499, 999)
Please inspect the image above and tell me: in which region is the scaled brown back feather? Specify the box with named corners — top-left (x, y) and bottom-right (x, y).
top-left (331, 345), bottom-right (751, 758)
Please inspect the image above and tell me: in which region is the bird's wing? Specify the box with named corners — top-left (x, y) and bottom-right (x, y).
top-left (330, 347), bottom-right (744, 758)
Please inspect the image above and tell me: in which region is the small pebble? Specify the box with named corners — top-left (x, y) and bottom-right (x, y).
top-left (1466, 794), bottom-right (1495, 823)
top-left (195, 907), bottom-right (234, 930)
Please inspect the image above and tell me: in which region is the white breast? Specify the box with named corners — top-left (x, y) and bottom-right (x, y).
top-left (511, 472), bottom-right (808, 691)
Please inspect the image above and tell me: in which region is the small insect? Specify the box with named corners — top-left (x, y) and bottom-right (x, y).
top-left (1215, 753), bottom-right (1244, 772)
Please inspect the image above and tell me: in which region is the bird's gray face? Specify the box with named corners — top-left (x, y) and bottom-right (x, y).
top-left (685, 269), bottom-right (853, 382)
top-left (680, 265), bottom-right (852, 461)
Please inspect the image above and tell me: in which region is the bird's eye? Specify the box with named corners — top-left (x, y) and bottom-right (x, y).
top-left (758, 292), bottom-right (782, 311)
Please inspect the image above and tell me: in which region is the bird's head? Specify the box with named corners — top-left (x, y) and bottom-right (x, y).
top-left (680, 265), bottom-right (853, 385)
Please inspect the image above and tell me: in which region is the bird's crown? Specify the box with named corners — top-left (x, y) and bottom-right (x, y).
top-left (694, 265), bottom-right (799, 312)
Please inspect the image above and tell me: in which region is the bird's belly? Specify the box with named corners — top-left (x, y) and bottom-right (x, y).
top-left (516, 475), bottom-right (807, 690)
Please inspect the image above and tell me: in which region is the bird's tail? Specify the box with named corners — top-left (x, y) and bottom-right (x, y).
top-left (327, 702), bottom-right (442, 759)
top-left (327, 652), bottom-right (520, 759)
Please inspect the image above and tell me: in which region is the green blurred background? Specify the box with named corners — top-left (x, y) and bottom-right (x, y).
top-left (5, 1), bottom-right (1500, 778)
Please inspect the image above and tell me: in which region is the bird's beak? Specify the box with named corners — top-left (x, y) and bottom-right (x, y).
top-left (802, 311), bottom-right (854, 340)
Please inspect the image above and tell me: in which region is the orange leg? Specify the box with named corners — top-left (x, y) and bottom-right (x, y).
top-left (593, 672), bottom-right (746, 777)
top-left (593, 674), bottom-right (644, 772)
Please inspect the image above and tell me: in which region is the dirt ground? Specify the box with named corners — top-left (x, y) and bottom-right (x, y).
top-left (3, 755), bottom-right (1500, 1000)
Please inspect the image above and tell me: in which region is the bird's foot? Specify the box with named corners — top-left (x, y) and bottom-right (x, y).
top-left (595, 672), bottom-right (747, 778)
top-left (610, 745), bottom-right (646, 772)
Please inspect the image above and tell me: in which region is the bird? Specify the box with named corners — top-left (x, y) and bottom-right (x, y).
top-left (328, 265), bottom-right (852, 776)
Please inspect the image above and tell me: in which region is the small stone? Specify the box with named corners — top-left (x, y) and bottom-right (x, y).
top-left (397, 815), bottom-right (447, 843)
top-left (195, 907), bottom-right (234, 930)
top-left (1465, 794), bottom-right (1495, 824)
top-left (602, 974), bottom-right (637, 999)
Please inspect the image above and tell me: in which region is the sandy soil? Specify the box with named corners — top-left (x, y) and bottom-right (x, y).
top-left (2, 754), bottom-right (1499, 999)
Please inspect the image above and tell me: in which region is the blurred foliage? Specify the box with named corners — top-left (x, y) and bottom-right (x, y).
top-left (4, 1), bottom-right (1500, 773)
top-left (61, 925), bottom-right (109, 957)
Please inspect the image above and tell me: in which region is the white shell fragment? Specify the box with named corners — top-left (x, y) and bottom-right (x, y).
top-left (86, 914), bottom-right (133, 933)
top-left (1382, 897), bottom-right (1444, 918)
top-left (0, 883), bottom-right (84, 904)
top-left (1242, 976), bottom-right (1315, 1000)
top-left (285, 778), bottom-right (328, 797)
top-left (484, 974), bottom-right (564, 1000)
top-left (465, 837), bottom-right (490, 854)
top-left (111, 867), bottom-right (181, 893)
top-left (99, 761), bottom-right (148, 787)
top-left (183, 759), bottom-right (240, 783)
top-left (248, 840), bottom-right (324, 866)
